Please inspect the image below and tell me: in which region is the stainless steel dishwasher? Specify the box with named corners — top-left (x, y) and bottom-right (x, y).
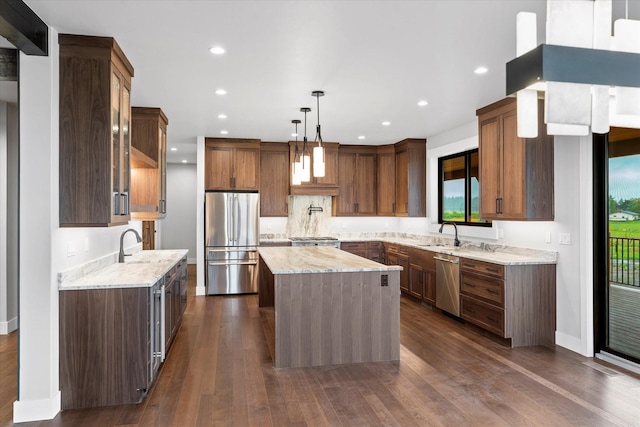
top-left (434, 253), bottom-right (460, 316)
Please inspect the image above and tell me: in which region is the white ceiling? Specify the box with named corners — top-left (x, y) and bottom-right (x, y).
top-left (14, 0), bottom-right (640, 163)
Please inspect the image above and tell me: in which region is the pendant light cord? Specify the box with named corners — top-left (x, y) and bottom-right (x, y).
top-left (315, 92), bottom-right (323, 147)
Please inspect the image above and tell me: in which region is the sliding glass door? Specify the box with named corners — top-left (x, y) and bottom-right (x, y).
top-left (594, 128), bottom-right (640, 363)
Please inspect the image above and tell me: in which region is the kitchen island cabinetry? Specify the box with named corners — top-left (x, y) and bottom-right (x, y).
top-left (164, 256), bottom-right (187, 353)
top-left (477, 97), bottom-right (554, 220)
top-left (59, 34), bottom-right (134, 227)
top-left (460, 257), bottom-right (556, 347)
top-left (334, 146), bottom-right (377, 216)
top-left (131, 107), bottom-right (168, 220)
top-left (258, 246), bottom-right (401, 368)
top-left (59, 250), bottom-right (188, 410)
top-left (289, 141), bottom-right (339, 195)
top-left (205, 138), bottom-right (260, 191)
top-left (340, 241), bottom-right (383, 262)
top-left (260, 142), bottom-right (289, 216)
top-left (376, 145), bottom-right (396, 216)
top-left (395, 139), bottom-right (426, 217)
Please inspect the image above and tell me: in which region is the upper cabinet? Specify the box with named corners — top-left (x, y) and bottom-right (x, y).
top-left (260, 142), bottom-right (290, 216)
top-left (334, 145), bottom-right (377, 216)
top-left (395, 139), bottom-right (426, 217)
top-left (205, 138), bottom-right (260, 191)
top-left (289, 141), bottom-right (339, 196)
top-left (59, 34), bottom-right (134, 227)
top-left (477, 98), bottom-right (554, 220)
top-left (131, 107), bottom-right (168, 220)
top-left (376, 145), bottom-right (396, 216)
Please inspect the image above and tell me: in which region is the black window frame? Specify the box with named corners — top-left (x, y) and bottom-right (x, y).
top-left (438, 148), bottom-right (491, 227)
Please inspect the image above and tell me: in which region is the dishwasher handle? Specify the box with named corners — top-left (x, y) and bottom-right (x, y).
top-left (433, 255), bottom-right (459, 264)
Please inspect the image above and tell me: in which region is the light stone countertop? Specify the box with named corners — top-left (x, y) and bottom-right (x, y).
top-left (260, 234), bottom-right (557, 266)
top-left (59, 249), bottom-right (188, 290)
top-left (258, 246), bottom-right (403, 274)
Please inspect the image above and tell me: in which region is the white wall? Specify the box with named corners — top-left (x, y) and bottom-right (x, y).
top-left (162, 163), bottom-right (197, 263)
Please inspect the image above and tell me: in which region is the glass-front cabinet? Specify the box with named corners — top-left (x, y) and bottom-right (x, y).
top-left (59, 34), bottom-right (134, 227)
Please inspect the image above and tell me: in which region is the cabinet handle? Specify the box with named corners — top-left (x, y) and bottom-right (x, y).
top-left (392, 203), bottom-right (395, 213)
top-left (466, 283), bottom-right (476, 288)
top-left (121, 192), bottom-right (129, 215)
top-left (486, 289), bottom-right (499, 295)
top-left (405, 202), bottom-right (408, 211)
top-left (495, 198), bottom-right (500, 214)
top-left (487, 267), bottom-right (500, 273)
top-left (486, 316), bottom-right (497, 322)
top-left (467, 308), bottom-right (476, 314)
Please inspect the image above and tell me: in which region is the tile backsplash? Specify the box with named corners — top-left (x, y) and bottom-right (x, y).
top-left (286, 195), bottom-right (333, 237)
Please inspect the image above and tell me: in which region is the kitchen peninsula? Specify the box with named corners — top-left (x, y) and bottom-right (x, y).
top-left (258, 246), bottom-right (402, 368)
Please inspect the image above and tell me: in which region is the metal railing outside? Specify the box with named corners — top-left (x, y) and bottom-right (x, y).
top-left (610, 237), bottom-right (640, 287)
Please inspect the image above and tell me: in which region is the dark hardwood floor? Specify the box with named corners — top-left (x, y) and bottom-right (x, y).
top-left (3, 264), bottom-right (640, 426)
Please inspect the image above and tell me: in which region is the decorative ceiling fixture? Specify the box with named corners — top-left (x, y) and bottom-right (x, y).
top-left (507, 0), bottom-right (640, 137)
top-left (312, 90), bottom-right (326, 178)
top-left (291, 119), bottom-right (302, 185)
top-left (299, 107), bottom-right (311, 183)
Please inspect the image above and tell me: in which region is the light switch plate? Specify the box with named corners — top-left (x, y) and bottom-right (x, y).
top-left (67, 242), bottom-right (76, 257)
top-left (545, 232), bottom-right (551, 243)
top-left (559, 233), bottom-right (571, 245)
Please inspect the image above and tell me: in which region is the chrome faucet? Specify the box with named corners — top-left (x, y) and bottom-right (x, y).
top-left (438, 221), bottom-right (460, 247)
top-left (119, 228), bottom-right (142, 263)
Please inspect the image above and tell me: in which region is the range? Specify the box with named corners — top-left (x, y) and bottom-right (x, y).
top-left (289, 237), bottom-right (341, 248)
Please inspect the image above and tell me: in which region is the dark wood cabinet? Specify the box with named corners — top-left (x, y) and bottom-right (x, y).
top-left (408, 247), bottom-right (436, 305)
top-left (460, 257), bottom-right (556, 347)
top-left (340, 241), bottom-right (383, 262)
top-left (334, 146), bottom-right (377, 216)
top-left (260, 142), bottom-right (290, 216)
top-left (395, 139), bottom-right (426, 217)
top-left (205, 138), bottom-right (260, 191)
top-left (385, 243), bottom-right (409, 293)
top-left (59, 34), bottom-right (134, 227)
top-left (289, 141), bottom-right (339, 195)
top-left (164, 256), bottom-right (187, 354)
top-left (131, 107), bottom-right (168, 220)
top-left (477, 97), bottom-right (554, 220)
top-left (376, 145), bottom-right (396, 216)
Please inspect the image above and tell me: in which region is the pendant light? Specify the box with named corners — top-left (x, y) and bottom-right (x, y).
top-left (312, 90), bottom-right (325, 178)
top-left (300, 107), bottom-right (311, 183)
top-left (291, 119), bottom-right (302, 185)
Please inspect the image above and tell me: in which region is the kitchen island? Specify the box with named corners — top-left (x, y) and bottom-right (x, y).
top-left (258, 246), bottom-right (402, 368)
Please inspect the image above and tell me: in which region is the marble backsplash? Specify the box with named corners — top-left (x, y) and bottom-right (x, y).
top-left (286, 195), bottom-right (333, 237)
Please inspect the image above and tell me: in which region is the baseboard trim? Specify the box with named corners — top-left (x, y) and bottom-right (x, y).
top-left (13, 390), bottom-right (61, 423)
top-left (555, 331), bottom-right (588, 356)
top-left (195, 285), bottom-right (206, 296)
top-left (0, 316), bottom-right (18, 334)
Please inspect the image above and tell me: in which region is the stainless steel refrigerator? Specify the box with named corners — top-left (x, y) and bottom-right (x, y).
top-left (205, 191), bottom-right (259, 295)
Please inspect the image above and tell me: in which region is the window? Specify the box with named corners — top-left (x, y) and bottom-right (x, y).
top-left (438, 149), bottom-right (489, 226)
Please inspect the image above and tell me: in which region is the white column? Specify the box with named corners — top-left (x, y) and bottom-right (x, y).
top-left (196, 136), bottom-right (205, 296)
top-left (13, 27), bottom-right (61, 422)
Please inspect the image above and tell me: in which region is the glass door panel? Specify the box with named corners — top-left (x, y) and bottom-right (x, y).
top-left (112, 72), bottom-right (121, 216)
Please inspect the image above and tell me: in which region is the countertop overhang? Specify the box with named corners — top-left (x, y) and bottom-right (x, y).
top-left (59, 249), bottom-right (189, 290)
top-left (258, 246), bottom-right (403, 274)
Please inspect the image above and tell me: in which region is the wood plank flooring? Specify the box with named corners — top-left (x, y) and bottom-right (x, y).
top-left (3, 264), bottom-right (640, 426)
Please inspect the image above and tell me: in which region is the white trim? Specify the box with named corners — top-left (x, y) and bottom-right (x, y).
top-left (196, 136), bottom-right (206, 297)
top-left (555, 330), bottom-right (586, 356)
top-left (0, 316), bottom-right (17, 334)
top-left (596, 351), bottom-right (640, 376)
top-left (13, 390), bottom-right (61, 423)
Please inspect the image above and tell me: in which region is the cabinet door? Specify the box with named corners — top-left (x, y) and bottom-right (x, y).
top-left (205, 146), bottom-right (233, 190)
top-left (377, 148), bottom-right (396, 216)
top-left (395, 149), bottom-right (408, 216)
top-left (260, 145), bottom-right (289, 216)
top-left (409, 263), bottom-right (424, 299)
top-left (159, 125), bottom-right (167, 214)
top-left (111, 70), bottom-right (131, 222)
top-left (398, 255), bottom-right (409, 293)
top-left (355, 153), bottom-right (377, 215)
top-left (479, 116), bottom-right (501, 218)
top-left (423, 270), bottom-right (436, 305)
top-left (500, 110), bottom-right (527, 218)
top-left (234, 147), bottom-right (260, 190)
top-left (335, 152), bottom-right (357, 215)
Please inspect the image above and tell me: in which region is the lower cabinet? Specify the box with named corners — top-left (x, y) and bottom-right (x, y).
top-left (340, 241), bottom-right (383, 262)
top-left (460, 258), bottom-right (556, 347)
top-left (59, 256), bottom-right (188, 410)
top-left (384, 244), bottom-right (409, 293)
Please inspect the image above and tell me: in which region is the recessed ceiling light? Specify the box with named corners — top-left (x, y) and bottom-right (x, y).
top-left (209, 46), bottom-right (225, 55)
top-left (218, 114), bottom-right (227, 119)
top-left (220, 130), bottom-right (229, 135)
top-left (215, 89), bottom-right (227, 95)
top-left (382, 121), bottom-right (391, 126)
top-left (182, 160), bottom-right (188, 163)
top-left (170, 147), bottom-right (177, 151)
top-left (417, 100), bottom-right (429, 107)
top-left (358, 135), bottom-right (366, 140)
top-left (474, 66), bottom-right (488, 74)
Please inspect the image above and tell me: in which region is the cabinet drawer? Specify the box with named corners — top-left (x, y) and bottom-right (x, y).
top-left (461, 295), bottom-right (504, 336)
top-left (461, 258), bottom-right (504, 279)
top-left (460, 272), bottom-right (504, 307)
top-left (341, 242), bottom-right (367, 252)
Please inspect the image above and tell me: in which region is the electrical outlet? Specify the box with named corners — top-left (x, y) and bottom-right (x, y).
top-left (545, 232), bottom-right (551, 243)
top-left (84, 237), bottom-right (89, 252)
top-left (559, 233), bottom-right (572, 245)
top-left (67, 242), bottom-right (76, 257)
top-left (381, 274), bottom-right (388, 287)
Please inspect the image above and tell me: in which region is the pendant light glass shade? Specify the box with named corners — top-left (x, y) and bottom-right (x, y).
top-left (290, 119), bottom-right (303, 185)
top-left (312, 91), bottom-right (326, 178)
top-left (300, 153), bottom-right (311, 182)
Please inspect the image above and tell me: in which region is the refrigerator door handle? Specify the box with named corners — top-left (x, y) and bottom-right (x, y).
top-left (227, 194), bottom-right (233, 243)
top-left (234, 195), bottom-right (241, 243)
